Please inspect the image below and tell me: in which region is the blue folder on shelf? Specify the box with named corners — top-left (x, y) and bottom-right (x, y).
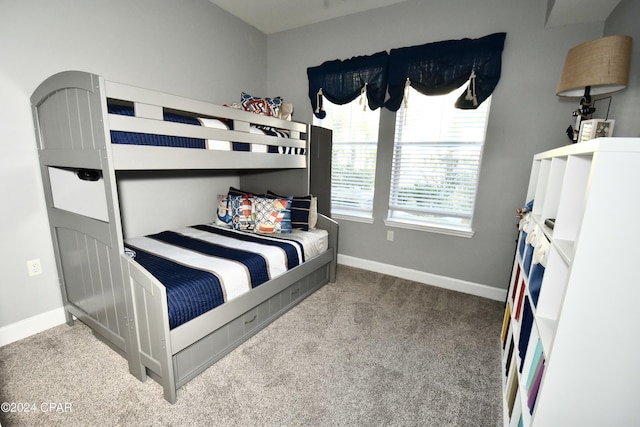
top-left (518, 296), bottom-right (534, 372)
top-left (529, 263), bottom-right (545, 306)
top-left (523, 244), bottom-right (534, 277)
top-left (519, 231), bottom-right (528, 259)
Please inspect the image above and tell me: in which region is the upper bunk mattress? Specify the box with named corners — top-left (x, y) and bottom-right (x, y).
top-left (108, 103), bottom-right (206, 148)
top-left (107, 103), bottom-right (301, 154)
top-left (124, 224), bottom-right (328, 329)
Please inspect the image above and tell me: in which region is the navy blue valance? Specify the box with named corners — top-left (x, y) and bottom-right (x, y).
top-left (307, 33), bottom-right (506, 118)
top-left (385, 32), bottom-right (506, 111)
top-left (307, 51), bottom-right (389, 119)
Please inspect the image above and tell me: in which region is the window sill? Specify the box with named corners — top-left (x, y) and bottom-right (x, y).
top-left (384, 219), bottom-right (475, 238)
top-left (331, 213), bottom-right (374, 224)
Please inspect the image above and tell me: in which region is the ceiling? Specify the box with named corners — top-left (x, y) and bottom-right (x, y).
top-left (545, 0), bottom-right (622, 27)
top-left (209, 0), bottom-right (622, 35)
top-left (209, 0), bottom-right (412, 34)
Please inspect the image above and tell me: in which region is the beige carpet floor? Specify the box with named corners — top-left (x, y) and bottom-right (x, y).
top-left (0, 266), bottom-right (504, 426)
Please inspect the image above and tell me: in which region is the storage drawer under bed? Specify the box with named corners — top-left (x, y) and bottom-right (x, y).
top-left (171, 263), bottom-right (329, 387)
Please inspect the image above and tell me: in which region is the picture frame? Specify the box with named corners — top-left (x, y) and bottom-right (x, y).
top-left (577, 119), bottom-right (615, 143)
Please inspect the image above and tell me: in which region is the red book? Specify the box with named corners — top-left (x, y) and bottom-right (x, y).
top-left (511, 264), bottom-right (521, 302)
top-left (515, 279), bottom-right (526, 321)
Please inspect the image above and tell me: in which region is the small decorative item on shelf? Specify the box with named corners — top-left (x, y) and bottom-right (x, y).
top-left (577, 119), bottom-right (615, 142)
top-left (516, 200), bottom-right (534, 219)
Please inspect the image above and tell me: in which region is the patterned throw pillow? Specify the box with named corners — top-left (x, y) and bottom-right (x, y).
top-left (253, 196), bottom-right (292, 234)
top-left (228, 186), bottom-right (254, 197)
top-left (216, 194), bottom-right (232, 226)
top-left (309, 196), bottom-right (318, 229)
top-left (267, 190), bottom-right (312, 231)
top-left (229, 195), bottom-right (254, 231)
top-left (241, 92), bottom-right (282, 117)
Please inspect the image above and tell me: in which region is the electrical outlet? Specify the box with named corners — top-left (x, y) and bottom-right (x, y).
top-left (386, 230), bottom-right (394, 241)
top-left (27, 259), bottom-right (42, 276)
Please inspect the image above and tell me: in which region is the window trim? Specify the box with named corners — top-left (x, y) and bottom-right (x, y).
top-left (333, 212), bottom-right (375, 224)
top-left (384, 217), bottom-right (475, 238)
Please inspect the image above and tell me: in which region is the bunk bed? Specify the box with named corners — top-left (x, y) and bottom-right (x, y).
top-left (31, 71), bottom-right (337, 403)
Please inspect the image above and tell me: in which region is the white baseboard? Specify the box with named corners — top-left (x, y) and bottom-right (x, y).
top-left (0, 307), bottom-right (67, 348)
top-left (338, 254), bottom-right (507, 302)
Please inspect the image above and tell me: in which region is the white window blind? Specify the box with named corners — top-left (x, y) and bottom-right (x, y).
top-left (314, 98), bottom-right (380, 218)
top-left (388, 87), bottom-right (491, 233)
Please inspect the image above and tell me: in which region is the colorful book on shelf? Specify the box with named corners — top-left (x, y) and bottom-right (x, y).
top-left (518, 296), bottom-right (534, 372)
top-left (515, 279), bottom-right (526, 321)
top-left (529, 264), bottom-right (545, 307)
top-left (525, 340), bottom-right (544, 392)
top-left (505, 337), bottom-right (515, 378)
top-left (523, 244), bottom-right (534, 277)
top-left (506, 363), bottom-right (520, 417)
top-left (511, 264), bottom-right (521, 303)
top-left (518, 230), bottom-right (527, 259)
top-left (528, 360), bottom-right (545, 414)
top-left (520, 326), bottom-right (540, 386)
top-left (501, 302), bottom-right (511, 349)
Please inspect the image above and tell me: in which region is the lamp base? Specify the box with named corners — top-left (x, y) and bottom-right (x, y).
top-left (566, 86), bottom-right (596, 143)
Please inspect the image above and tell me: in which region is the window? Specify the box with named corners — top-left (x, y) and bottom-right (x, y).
top-left (314, 98), bottom-right (380, 220)
top-left (387, 86), bottom-right (491, 236)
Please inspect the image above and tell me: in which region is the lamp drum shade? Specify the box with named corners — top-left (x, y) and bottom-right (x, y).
top-left (556, 35), bottom-right (632, 97)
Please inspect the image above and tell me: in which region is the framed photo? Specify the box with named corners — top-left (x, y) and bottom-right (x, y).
top-left (578, 119), bottom-right (615, 142)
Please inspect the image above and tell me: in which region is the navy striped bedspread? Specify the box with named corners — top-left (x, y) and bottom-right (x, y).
top-left (125, 224), bottom-right (305, 329)
top-left (107, 103), bottom-right (301, 153)
top-left (108, 103), bottom-right (206, 148)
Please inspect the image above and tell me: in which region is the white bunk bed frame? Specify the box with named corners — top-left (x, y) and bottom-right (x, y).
top-left (31, 71), bottom-right (338, 403)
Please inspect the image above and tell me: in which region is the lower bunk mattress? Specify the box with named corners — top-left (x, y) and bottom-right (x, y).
top-left (124, 224), bottom-right (328, 330)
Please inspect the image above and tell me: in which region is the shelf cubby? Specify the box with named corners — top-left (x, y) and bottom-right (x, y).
top-left (553, 154), bottom-right (592, 249)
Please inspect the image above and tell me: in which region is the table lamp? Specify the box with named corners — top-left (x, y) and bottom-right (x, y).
top-left (556, 35), bottom-right (632, 142)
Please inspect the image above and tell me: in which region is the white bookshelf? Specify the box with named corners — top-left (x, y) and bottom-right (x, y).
top-left (500, 138), bottom-right (640, 426)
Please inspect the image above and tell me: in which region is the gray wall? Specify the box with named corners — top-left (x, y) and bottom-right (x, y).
top-left (0, 0), bottom-right (266, 329)
top-left (604, 0), bottom-right (640, 137)
top-left (266, 0), bottom-right (624, 290)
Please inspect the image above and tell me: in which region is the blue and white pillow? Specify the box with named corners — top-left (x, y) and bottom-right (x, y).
top-left (216, 194), bottom-right (232, 226)
top-left (229, 194), bottom-right (254, 231)
top-left (241, 92), bottom-right (282, 117)
top-left (253, 196), bottom-right (292, 234)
